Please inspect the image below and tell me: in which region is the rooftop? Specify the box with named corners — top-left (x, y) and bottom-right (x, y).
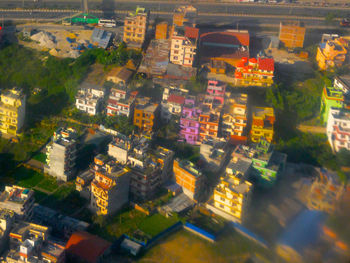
top-left (41, 240), bottom-right (65, 259)
top-left (336, 75), bottom-right (350, 90)
top-left (0, 186), bottom-right (33, 205)
top-left (280, 20), bottom-right (305, 28)
top-left (108, 67), bottom-right (133, 82)
top-left (52, 127), bottom-right (77, 146)
top-left (252, 106), bottom-right (274, 118)
top-left (223, 176), bottom-right (252, 194)
top-left (1, 89), bottom-right (25, 100)
top-left (177, 159), bottom-right (201, 178)
top-left (135, 101), bottom-right (158, 112)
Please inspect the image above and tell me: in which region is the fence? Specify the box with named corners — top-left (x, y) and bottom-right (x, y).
top-left (183, 222), bottom-right (216, 243)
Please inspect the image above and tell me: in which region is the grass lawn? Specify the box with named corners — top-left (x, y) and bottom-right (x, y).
top-left (13, 166), bottom-right (44, 188)
top-left (36, 176), bottom-right (59, 192)
top-left (34, 189), bottom-right (49, 203)
top-left (138, 213), bottom-right (180, 237)
top-left (32, 152), bottom-right (47, 164)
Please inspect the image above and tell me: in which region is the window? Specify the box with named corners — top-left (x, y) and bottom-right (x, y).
top-left (175, 45), bottom-right (179, 48)
top-left (174, 50), bottom-right (179, 54)
top-left (173, 56), bottom-right (178, 60)
top-left (220, 197), bottom-right (225, 201)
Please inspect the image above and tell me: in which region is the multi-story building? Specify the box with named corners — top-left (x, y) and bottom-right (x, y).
top-left (279, 21), bottom-right (306, 49)
top-left (250, 106), bottom-right (275, 143)
top-left (334, 75), bottom-right (350, 97)
top-left (199, 106), bottom-right (221, 141)
top-left (206, 79), bottom-right (226, 104)
top-left (316, 37), bottom-right (348, 71)
top-left (90, 155), bottom-right (131, 215)
top-left (0, 89), bottom-right (26, 137)
top-left (106, 67), bottom-right (133, 86)
top-left (232, 140), bottom-right (287, 187)
top-left (173, 5), bottom-right (197, 27)
top-left (320, 85), bottom-right (344, 124)
top-left (222, 93), bottom-right (248, 142)
top-left (0, 209), bottom-right (14, 254)
top-left (45, 127), bottom-right (78, 182)
top-left (108, 134), bottom-right (131, 164)
top-left (123, 6), bottom-right (148, 49)
top-left (133, 99), bottom-right (160, 133)
top-left (150, 146), bottom-right (174, 183)
top-left (106, 86), bottom-right (135, 117)
top-left (306, 168), bottom-right (345, 213)
top-left (155, 21), bottom-right (169, 40)
top-left (75, 84), bottom-right (105, 116)
top-left (326, 108), bottom-right (350, 152)
top-left (213, 169), bottom-right (252, 223)
top-left (180, 97), bottom-right (201, 145)
top-left (170, 26), bottom-right (198, 67)
top-left (75, 169), bottom-right (94, 199)
top-left (173, 159), bottom-right (204, 201)
top-left (234, 57), bottom-right (274, 87)
top-left (0, 186), bottom-right (34, 220)
top-left (200, 138), bottom-right (227, 173)
top-left (161, 94), bottom-right (185, 122)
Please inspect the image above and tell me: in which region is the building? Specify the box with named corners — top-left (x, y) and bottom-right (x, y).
top-left (91, 28), bottom-right (112, 49)
top-left (170, 26), bottom-right (198, 67)
top-left (45, 128), bottom-right (78, 182)
top-left (316, 37), bottom-right (348, 71)
top-left (108, 134), bottom-right (131, 164)
top-left (66, 231), bottom-right (111, 263)
top-left (123, 7), bottom-right (148, 49)
top-left (326, 108), bottom-right (350, 152)
top-left (179, 97), bottom-right (201, 145)
top-left (0, 186), bottom-right (34, 220)
top-left (222, 93), bottom-right (248, 142)
top-left (250, 106), bottom-right (275, 143)
top-left (199, 105), bottom-right (221, 141)
top-left (133, 99), bottom-right (160, 133)
top-left (334, 75), bottom-right (350, 97)
top-left (106, 88), bottom-right (135, 118)
top-left (155, 21), bottom-right (169, 40)
top-left (150, 146), bottom-right (174, 183)
top-left (320, 86), bottom-right (344, 124)
top-left (161, 94), bottom-right (185, 122)
top-left (232, 140), bottom-right (287, 187)
top-left (306, 168), bottom-right (345, 213)
top-left (0, 209), bottom-right (14, 253)
top-left (234, 57), bottom-right (274, 87)
top-left (75, 169), bottom-right (94, 199)
top-left (213, 169), bottom-right (252, 223)
top-left (75, 84), bottom-right (105, 116)
top-left (200, 138), bottom-right (227, 173)
top-left (199, 30), bottom-right (250, 72)
top-left (206, 79), bottom-right (226, 104)
top-left (173, 5), bottom-right (197, 27)
top-left (90, 155), bottom-right (131, 215)
top-left (279, 21), bottom-right (306, 49)
top-left (173, 159), bottom-right (204, 201)
top-left (106, 67), bottom-right (133, 86)
top-left (0, 89), bottom-right (26, 137)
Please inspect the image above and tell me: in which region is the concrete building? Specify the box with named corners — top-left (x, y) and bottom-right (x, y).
top-left (334, 75), bottom-right (350, 96)
top-left (0, 89), bottom-right (26, 137)
top-left (170, 26), bottom-right (198, 67)
top-left (200, 138), bottom-right (227, 173)
top-left (199, 105), bottom-right (221, 141)
top-left (173, 159), bottom-right (204, 201)
top-left (106, 67), bottom-right (133, 86)
top-left (179, 96), bottom-right (201, 145)
top-left (45, 127), bottom-right (78, 182)
top-left (75, 169), bottom-right (94, 199)
top-left (90, 155), bottom-right (131, 215)
top-left (133, 99), bottom-right (160, 133)
top-left (108, 134), bottom-right (131, 164)
top-left (206, 79), bottom-right (226, 105)
top-left (123, 6), bottom-right (148, 49)
top-left (234, 57), bottom-right (274, 87)
top-left (320, 86), bottom-right (344, 124)
top-left (0, 186), bottom-right (34, 220)
top-left (0, 209), bottom-right (14, 254)
top-left (75, 84), bottom-right (105, 116)
top-left (106, 86), bottom-right (135, 117)
top-left (316, 37), bottom-right (348, 71)
top-left (172, 5), bottom-right (197, 27)
top-left (199, 30), bottom-right (250, 73)
top-left (306, 168), bottom-right (345, 213)
top-left (155, 21), bottom-right (169, 40)
top-left (161, 86), bottom-right (188, 122)
top-left (326, 108), bottom-right (350, 152)
top-left (250, 106), bottom-right (275, 143)
top-left (279, 21), bottom-right (306, 49)
top-left (222, 93), bottom-right (248, 142)
top-left (213, 169), bottom-right (252, 223)
top-left (150, 146), bottom-right (174, 183)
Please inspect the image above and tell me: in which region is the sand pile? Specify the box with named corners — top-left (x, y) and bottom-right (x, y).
top-left (31, 31), bottom-right (56, 49)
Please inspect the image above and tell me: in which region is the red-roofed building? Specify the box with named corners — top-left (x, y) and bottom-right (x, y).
top-left (199, 30), bottom-right (250, 74)
top-left (234, 57), bottom-right (274, 87)
top-left (66, 231), bottom-right (111, 263)
top-left (185, 26), bottom-right (199, 39)
top-left (161, 93), bottom-right (186, 121)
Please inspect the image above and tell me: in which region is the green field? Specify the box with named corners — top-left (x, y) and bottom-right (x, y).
top-left (36, 176), bottom-right (59, 192)
top-left (32, 152), bottom-right (47, 164)
top-left (12, 166), bottom-right (44, 188)
top-left (139, 213), bottom-right (180, 237)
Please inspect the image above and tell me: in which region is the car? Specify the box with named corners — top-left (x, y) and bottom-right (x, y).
top-left (340, 18), bottom-right (350, 27)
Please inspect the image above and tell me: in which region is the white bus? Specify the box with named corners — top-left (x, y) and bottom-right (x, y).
top-left (98, 19), bottom-right (116, 28)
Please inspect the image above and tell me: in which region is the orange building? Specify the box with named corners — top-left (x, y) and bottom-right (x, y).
top-left (173, 5), bottom-right (197, 27)
top-left (250, 106), bottom-right (275, 143)
top-left (155, 22), bottom-right (168, 40)
top-left (133, 98), bottom-right (160, 132)
top-left (123, 7), bottom-right (148, 49)
top-left (173, 159), bottom-right (203, 201)
top-left (316, 37), bottom-right (348, 71)
top-left (199, 108), bottom-right (220, 141)
top-left (279, 21), bottom-right (305, 49)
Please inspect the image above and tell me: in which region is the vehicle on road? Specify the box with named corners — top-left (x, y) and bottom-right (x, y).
top-left (340, 18), bottom-right (350, 27)
top-left (98, 19), bottom-right (116, 28)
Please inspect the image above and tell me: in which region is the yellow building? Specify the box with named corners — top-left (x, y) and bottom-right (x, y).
top-left (0, 89), bottom-right (26, 137)
top-left (316, 37), bottom-right (348, 71)
top-left (213, 165), bottom-right (252, 223)
top-left (251, 106), bottom-right (275, 143)
top-left (123, 7), bottom-right (148, 49)
top-left (90, 155), bottom-right (131, 215)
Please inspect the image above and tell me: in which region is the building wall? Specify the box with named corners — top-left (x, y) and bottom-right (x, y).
top-left (326, 109), bottom-right (350, 152)
top-left (279, 22), bottom-right (305, 48)
top-left (316, 38), bottom-right (347, 70)
top-left (133, 105), bottom-right (158, 132)
top-left (123, 13), bottom-right (147, 47)
top-left (155, 22), bottom-right (168, 40)
top-left (170, 36), bottom-right (196, 67)
top-left (320, 86), bottom-right (343, 124)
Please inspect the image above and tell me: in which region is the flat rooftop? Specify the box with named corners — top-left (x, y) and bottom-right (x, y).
top-left (253, 106), bottom-right (274, 118)
top-left (0, 186), bottom-right (33, 204)
top-left (177, 160), bottom-right (201, 178)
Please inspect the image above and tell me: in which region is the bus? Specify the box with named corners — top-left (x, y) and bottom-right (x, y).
top-left (98, 19), bottom-right (117, 28)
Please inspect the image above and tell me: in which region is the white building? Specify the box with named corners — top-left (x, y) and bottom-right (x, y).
top-left (334, 75), bottom-right (350, 96)
top-left (327, 108), bottom-right (350, 152)
top-left (75, 84), bottom-right (105, 116)
top-left (106, 87), bottom-right (135, 117)
top-left (170, 27), bottom-right (198, 67)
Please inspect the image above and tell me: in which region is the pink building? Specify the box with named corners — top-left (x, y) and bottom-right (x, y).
top-left (180, 97), bottom-right (201, 145)
top-left (206, 79), bottom-right (226, 105)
